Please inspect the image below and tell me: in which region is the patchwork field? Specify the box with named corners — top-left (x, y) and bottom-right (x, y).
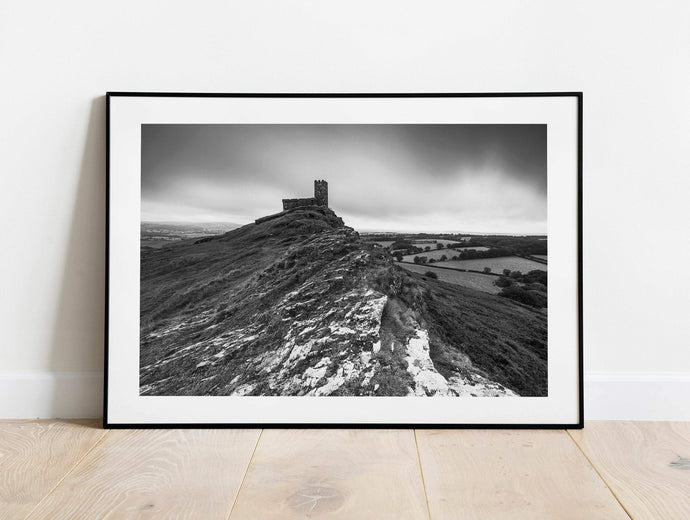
top-left (396, 262), bottom-right (502, 294)
top-left (437, 255), bottom-right (547, 273)
top-left (401, 250), bottom-right (452, 261)
top-left (452, 245), bottom-right (490, 251)
top-left (365, 238), bottom-right (479, 249)
top-left (420, 238), bottom-right (472, 247)
top-left (401, 247), bottom-right (492, 263)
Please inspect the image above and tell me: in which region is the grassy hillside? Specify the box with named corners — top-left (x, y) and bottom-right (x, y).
top-left (140, 206), bottom-right (547, 397)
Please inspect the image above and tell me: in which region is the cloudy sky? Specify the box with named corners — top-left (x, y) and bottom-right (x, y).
top-left (141, 124), bottom-right (546, 234)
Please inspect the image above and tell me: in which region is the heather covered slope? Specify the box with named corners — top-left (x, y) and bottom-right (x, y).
top-left (140, 206), bottom-right (547, 397)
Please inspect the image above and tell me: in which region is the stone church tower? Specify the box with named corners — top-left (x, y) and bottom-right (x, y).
top-left (314, 180), bottom-right (328, 207)
top-left (282, 180), bottom-right (329, 210)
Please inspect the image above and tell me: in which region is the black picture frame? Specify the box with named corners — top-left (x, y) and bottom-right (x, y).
top-left (104, 92), bottom-right (583, 429)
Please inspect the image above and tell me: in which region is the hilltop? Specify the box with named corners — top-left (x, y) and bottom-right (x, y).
top-left (140, 206), bottom-right (547, 397)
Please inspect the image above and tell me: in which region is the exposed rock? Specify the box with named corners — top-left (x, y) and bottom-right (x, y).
top-left (140, 206), bottom-right (546, 397)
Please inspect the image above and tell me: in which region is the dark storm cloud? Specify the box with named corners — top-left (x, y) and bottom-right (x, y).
top-left (141, 124), bottom-right (546, 233)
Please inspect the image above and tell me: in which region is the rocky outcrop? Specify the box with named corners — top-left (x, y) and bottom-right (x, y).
top-left (140, 206), bottom-right (545, 397)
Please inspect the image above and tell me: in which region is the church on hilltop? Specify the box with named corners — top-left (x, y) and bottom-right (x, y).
top-left (282, 180), bottom-right (328, 210)
top-left (254, 180), bottom-right (330, 225)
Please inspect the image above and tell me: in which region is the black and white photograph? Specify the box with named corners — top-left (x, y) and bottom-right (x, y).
top-left (139, 123), bottom-right (549, 398)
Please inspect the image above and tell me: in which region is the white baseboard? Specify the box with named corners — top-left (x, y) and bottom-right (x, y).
top-left (0, 371), bottom-right (103, 419)
top-left (1, 371), bottom-right (689, 421)
top-left (585, 373), bottom-right (690, 421)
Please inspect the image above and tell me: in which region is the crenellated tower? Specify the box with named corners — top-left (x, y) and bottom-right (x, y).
top-left (281, 180), bottom-right (329, 211)
top-left (314, 180), bottom-right (328, 207)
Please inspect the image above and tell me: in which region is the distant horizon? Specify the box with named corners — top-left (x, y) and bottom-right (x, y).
top-left (141, 219), bottom-right (546, 237)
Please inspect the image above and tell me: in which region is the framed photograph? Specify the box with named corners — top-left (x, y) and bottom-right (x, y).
top-left (105, 92), bottom-right (582, 428)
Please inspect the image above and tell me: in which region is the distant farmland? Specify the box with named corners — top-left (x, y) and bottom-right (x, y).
top-left (453, 245), bottom-right (490, 251)
top-left (402, 249), bottom-right (454, 261)
top-left (364, 237), bottom-right (485, 249)
top-left (419, 240), bottom-right (458, 248)
top-left (396, 262), bottom-right (502, 294)
top-left (437, 255), bottom-right (547, 274)
top-left (421, 238), bottom-right (472, 247)
top-left (401, 247), bottom-right (490, 262)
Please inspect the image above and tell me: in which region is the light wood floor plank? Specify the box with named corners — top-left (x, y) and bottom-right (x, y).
top-left (25, 428), bottom-right (261, 520)
top-left (569, 421), bottom-right (690, 520)
top-left (416, 429), bottom-right (630, 520)
top-left (0, 419), bottom-right (104, 520)
top-left (228, 429), bottom-right (429, 519)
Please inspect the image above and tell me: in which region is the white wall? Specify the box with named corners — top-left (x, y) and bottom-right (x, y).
top-left (1, 0), bottom-right (689, 420)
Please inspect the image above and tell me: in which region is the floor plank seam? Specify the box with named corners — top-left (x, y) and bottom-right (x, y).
top-left (21, 426), bottom-right (110, 520)
top-left (413, 430), bottom-right (433, 520)
top-left (225, 428), bottom-right (263, 520)
top-left (565, 430), bottom-right (635, 520)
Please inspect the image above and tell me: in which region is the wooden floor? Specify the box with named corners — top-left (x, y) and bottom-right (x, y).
top-left (0, 422), bottom-right (688, 519)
